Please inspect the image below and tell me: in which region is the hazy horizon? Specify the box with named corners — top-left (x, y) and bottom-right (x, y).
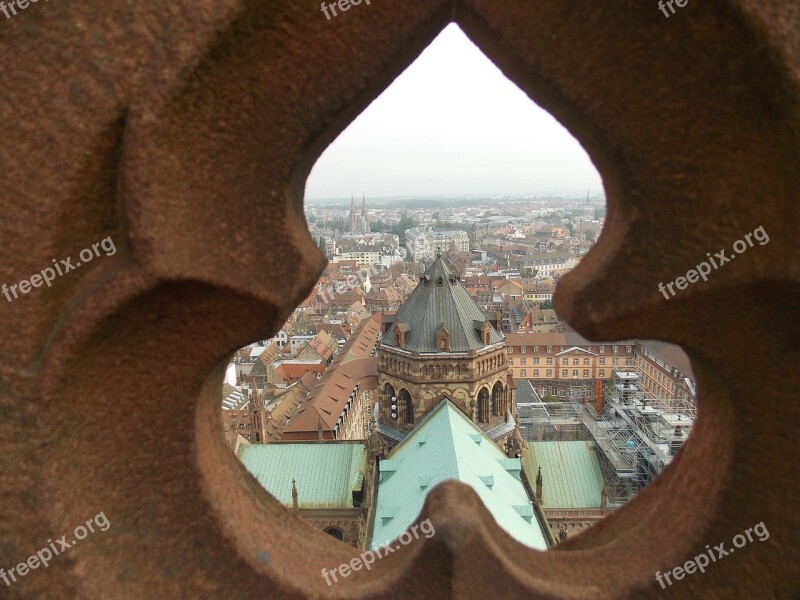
top-left (305, 24), bottom-right (604, 201)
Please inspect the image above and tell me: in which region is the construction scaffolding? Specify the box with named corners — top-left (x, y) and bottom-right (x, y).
top-left (518, 367), bottom-right (696, 507)
top-left (574, 369), bottom-right (695, 506)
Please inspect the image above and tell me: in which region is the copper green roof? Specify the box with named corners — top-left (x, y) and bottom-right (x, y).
top-left (371, 399), bottom-right (547, 550)
top-left (381, 255), bottom-right (504, 352)
top-left (237, 442), bottom-right (365, 509)
top-left (523, 441), bottom-right (604, 509)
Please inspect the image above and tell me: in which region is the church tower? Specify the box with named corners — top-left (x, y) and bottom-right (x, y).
top-left (376, 253), bottom-right (516, 444)
top-left (362, 194), bottom-right (370, 233)
top-left (349, 195), bottom-right (357, 233)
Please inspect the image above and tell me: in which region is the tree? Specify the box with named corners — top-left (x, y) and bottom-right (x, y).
top-left (318, 236), bottom-right (327, 255)
top-left (393, 212), bottom-right (418, 245)
top-left (540, 299), bottom-right (553, 310)
top-left (542, 394), bottom-right (558, 404)
top-left (585, 230), bottom-right (597, 243)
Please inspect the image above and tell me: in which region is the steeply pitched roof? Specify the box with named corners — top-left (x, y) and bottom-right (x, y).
top-left (237, 442), bottom-right (366, 509)
top-left (371, 399), bottom-right (547, 550)
top-left (381, 255), bottom-right (504, 353)
top-left (523, 442), bottom-right (604, 509)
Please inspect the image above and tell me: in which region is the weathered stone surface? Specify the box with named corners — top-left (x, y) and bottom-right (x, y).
top-left (0, 0), bottom-right (797, 597)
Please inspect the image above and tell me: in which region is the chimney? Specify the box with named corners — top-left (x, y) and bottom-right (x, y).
top-left (594, 379), bottom-right (604, 414)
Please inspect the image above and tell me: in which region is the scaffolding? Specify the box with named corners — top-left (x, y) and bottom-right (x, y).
top-left (571, 368), bottom-right (696, 506)
top-left (518, 367), bottom-right (696, 507)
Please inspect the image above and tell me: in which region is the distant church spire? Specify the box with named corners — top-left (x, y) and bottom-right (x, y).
top-left (349, 194), bottom-right (357, 233)
top-left (362, 193), bottom-right (370, 233)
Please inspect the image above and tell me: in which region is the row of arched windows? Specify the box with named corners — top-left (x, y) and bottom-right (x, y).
top-left (476, 381), bottom-right (509, 423)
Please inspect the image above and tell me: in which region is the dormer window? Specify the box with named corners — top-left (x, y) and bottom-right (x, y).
top-left (394, 322), bottom-right (409, 347)
top-left (436, 323), bottom-right (451, 352)
top-left (437, 277), bottom-right (444, 287)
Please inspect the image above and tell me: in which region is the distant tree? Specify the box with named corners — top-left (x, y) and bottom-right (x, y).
top-left (393, 212), bottom-right (418, 245)
top-left (542, 394), bottom-right (558, 403)
top-left (585, 230), bottom-right (597, 243)
top-left (432, 211), bottom-right (441, 221)
top-left (307, 214), bottom-right (317, 224)
top-left (594, 206), bottom-right (607, 220)
top-left (318, 236), bottom-right (327, 255)
top-left (370, 218), bottom-right (390, 232)
top-left (565, 220), bottom-right (576, 236)
top-left (540, 299), bottom-right (553, 310)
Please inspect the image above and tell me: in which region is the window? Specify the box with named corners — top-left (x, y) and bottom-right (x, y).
top-left (573, 358), bottom-right (579, 365)
top-left (520, 369), bottom-right (526, 377)
top-left (534, 346), bottom-right (539, 353)
top-left (540, 387), bottom-right (546, 395)
top-left (626, 346), bottom-right (633, 354)
top-left (521, 346), bottom-right (527, 353)
top-left (627, 358), bottom-right (634, 366)
top-left (599, 358), bottom-right (605, 365)
top-left (613, 358), bottom-right (619, 365)
top-left (613, 346), bottom-right (619, 353)
top-left (534, 358), bottom-right (539, 365)
top-left (563, 359), bottom-right (569, 366)
top-left (547, 358), bottom-right (553, 365)
top-left (562, 369), bottom-right (568, 377)
top-left (508, 347), bottom-right (513, 353)
top-left (508, 359), bottom-right (514, 365)
top-left (560, 388), bottom-right (567, 397)
top-left (534, 370), bottom-right (539, 377)
top-left (572, 370), bottom-right (579, 377)
top-left (583, 369), bottom-right (589, 377)
top-left (599, 369), bottom-right (605, 377)
top-left (584, 358), bottom-right (590, 365)
top-left (547, 369), bottom-right (552, 377)
top-left (546, 346), bottom-right (552, 353)
top-left (599, 345), bottom-right (605, 353)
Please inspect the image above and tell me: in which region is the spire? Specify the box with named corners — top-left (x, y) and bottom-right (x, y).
top-left (291, 479), bottom-right (299, 511)
top-left (535, 466), bottom-right (543, 502)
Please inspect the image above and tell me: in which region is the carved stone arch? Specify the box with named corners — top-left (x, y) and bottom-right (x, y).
top-left (4, 2), bottom-right (794, 599)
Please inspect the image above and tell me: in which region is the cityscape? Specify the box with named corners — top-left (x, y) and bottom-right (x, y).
top-left (222, 191), bottom-right (697, 550)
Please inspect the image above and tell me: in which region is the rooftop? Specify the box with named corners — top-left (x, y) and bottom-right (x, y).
top-left (523, 442), bottom-right (604, 509)
top-left (237, 442), bottom-right (366, 510)
top-left (381, 255), bottom-right (504, 353)
top-left (371, 399), bottom-right (547, 550)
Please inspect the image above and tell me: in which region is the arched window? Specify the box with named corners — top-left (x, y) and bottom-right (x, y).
top-left (385, 383), bottom-right (397, 420)
top-left (477, 388), bottom-right (490, 423)
top-left (399, 389), bottom-right (414, 425)
top-left (491, 381), bottom-right (505, 416)
top-left (324, 527), bottom-right (344, 541)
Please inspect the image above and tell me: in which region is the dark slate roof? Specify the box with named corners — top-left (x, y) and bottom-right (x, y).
top-left (382, 255), bottom-right (504, 352)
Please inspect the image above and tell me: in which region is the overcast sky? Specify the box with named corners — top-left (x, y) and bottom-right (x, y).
top-left (305, 24), bottom-right (603, 201)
